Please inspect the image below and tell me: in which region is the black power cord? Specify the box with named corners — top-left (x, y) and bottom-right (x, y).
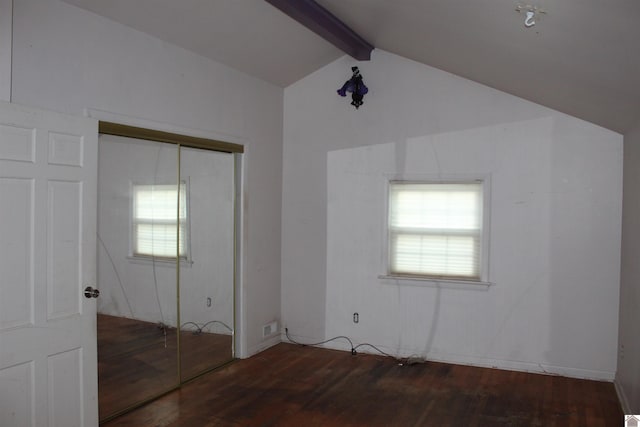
top-left (181, 320), bottom-right (233, 335)
top-left (285, 328), bottom-right (356, 354)
top-left (284, 328), bottom-right (427, 365)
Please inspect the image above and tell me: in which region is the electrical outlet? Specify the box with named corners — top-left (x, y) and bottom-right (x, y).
top-left (353, 312), bottom-right (359, 323)
top-left (206, 297), bottom-right (212, 308)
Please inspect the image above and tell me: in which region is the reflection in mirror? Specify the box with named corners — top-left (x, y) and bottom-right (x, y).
top-left (97, 135), bottom-right (179, 420)
top-left (179, 147), bottom-right (235, 381)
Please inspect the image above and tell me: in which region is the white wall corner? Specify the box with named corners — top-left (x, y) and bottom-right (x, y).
top-left (615, 378), bottom-right (632, 414)
top-left (0, 0), bottom-right (12, 101)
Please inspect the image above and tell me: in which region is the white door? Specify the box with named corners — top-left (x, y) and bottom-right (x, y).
top-left (0, 101), bottom-right (98, 427)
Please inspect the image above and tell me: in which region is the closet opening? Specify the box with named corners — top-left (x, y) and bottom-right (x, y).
top-left (96, 122), bottom-right (243, 422)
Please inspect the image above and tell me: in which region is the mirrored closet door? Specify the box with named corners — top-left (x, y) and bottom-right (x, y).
top-left (96, 129), bottom-right (239, 422)
top-left (179, 147), bottom-right (235, 381)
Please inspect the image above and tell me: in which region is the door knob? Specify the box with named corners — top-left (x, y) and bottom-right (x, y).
top-left (84, 286), bottom-right (100, 299)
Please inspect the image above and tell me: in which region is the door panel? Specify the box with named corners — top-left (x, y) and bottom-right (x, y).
top-left (47, 348), bottom-right (83, 427)
top-left (0, 101), bottom-right (98, 427)
top-left (96, 135), bottom-right (179, 420)
top-left (179, 147), bottom-right (235, 381)
top-left (47, 180), bottom-right (83, 320)
top-left (0, 123), bottom-right (35, 162)
top-left (0, 177), bottom-right (34, 330)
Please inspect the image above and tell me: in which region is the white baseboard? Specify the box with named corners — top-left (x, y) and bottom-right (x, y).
top-left (615, 378), bottom-right (632, 414)
top-left (424, 352), bottom-right (615, 381)
top-left (250, 334), bottom-right (629, 410)
top-left (317, 340), bottom-right (615, 381)
top-left (244, 334), bottom-right (281, 359)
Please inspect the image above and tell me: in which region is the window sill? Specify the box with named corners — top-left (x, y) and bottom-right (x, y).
top-left (127, 255), bottom-right (193, 267)
top-left (378, 275), bottom-right (493, 290)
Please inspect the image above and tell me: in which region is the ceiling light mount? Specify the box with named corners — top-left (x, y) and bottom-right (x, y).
top-left (516, 3), bottom-right (546, 28)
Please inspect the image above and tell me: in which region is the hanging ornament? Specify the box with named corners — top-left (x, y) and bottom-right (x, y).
top-left (337, 66), bottom-right (369, 109)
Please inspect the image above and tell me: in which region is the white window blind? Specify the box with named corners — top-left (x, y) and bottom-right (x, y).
top-left (388, 182), bottom-right (483, 280)
top-left (133, 183), bottom-right (187, 258)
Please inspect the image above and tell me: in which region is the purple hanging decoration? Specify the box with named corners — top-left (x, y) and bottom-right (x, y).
top-left (337, 66), bottom-right (368, 109)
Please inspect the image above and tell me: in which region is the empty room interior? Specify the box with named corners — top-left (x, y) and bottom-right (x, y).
top-left (0, 0), bottom-right (639, 426)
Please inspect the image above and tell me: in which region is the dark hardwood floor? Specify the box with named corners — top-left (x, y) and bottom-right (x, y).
top-left (102, 342), bottom-right (623, 427)
top-left (180, 327), bottom-right (234, 380)
top-left (98, 314), bottom-right (233, 420)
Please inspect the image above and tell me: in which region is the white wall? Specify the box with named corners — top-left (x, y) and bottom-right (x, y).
top-left (11, 0), bottom-right (283, 357)
top-left (618, 122), bottom-right (640, 411)
top-left (283, 50), bottom-right (622, 380)
top-left (0, 0), bottom-right (11, 101)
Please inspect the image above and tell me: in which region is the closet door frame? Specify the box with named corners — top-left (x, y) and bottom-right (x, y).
top-left (97, 120), bottom-right (243, 420)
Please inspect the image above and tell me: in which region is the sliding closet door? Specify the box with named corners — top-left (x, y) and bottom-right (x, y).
top-left (178, 147), bottom-right (235, 381)
top-left (97, 135), bottom-right (179, 420)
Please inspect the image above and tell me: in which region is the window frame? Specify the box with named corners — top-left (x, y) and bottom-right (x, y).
top-left (382, 175), bottom-right (491, 286)
top-left (130, 180), bottom-right (190, 262)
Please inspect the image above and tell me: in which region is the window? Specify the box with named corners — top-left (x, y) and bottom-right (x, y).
top-left (132, 183), bottom-right (187, 259)
top-left (388, 181), bottom-right (485, 281)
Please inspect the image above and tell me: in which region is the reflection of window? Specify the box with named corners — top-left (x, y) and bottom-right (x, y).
top-left (132, 183), bottom-right (187, 258)
top-left (388, 181), bottom-right (486, 281)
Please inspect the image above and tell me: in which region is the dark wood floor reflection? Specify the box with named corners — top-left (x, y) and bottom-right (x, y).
top-left (98, 314), bottom-right (232, 421)
top-left (102, 342), bottom-right (623, 427)
top-left (180, 326), bottom-right (234, 382)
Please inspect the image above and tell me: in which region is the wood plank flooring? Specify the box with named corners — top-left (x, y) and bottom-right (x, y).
top-left (98, 314), bottom-right (232, 420)
top-left (102, 343), bottom-right (623, 427)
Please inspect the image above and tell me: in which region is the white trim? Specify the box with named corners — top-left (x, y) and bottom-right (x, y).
top-left (233, 152), bottom-right (246, 358)
top-left (87, 107), bottom-right (248, 359)
top-left (421, 352), bottom-right (615, 381)
top-left (321, 341), bottom-right (616, 381)
top-left (382, 173), bottom-right (492, 283)
top-left (378, 275), bottom-right (493, 289)
top-left (615, 378), bottom-right (632, 414)
top-left (126, 255), bottom-right (193, 268)
top-left (245, 334), bottom-right (281, 359)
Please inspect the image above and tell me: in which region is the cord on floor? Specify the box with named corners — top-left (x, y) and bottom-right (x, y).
top-left (284, 328), bottom-right (427, 366)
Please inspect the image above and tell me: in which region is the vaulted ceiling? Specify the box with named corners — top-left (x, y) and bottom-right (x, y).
top-left (60, 0), bottom-right (640, 134)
